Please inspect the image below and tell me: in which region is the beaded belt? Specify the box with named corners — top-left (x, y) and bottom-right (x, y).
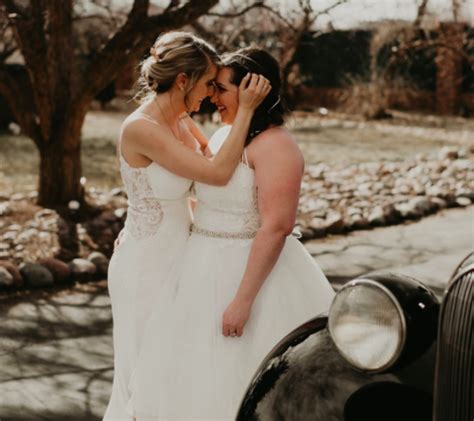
top-left (191, 224), bottom-right (257, 240)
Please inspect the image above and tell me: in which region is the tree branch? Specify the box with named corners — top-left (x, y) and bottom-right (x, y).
top-left (314, 0), bottom-right (348, 19)
top-left (78, 0), bottom-right (149, 101)
top-left (190, 20), bottom-right (226, 51)
top-left (414, 0), bottom-right (429, 27)
top-left (80, 0), bottom-right (218, 103)
top-left (206, 1), bottom-right (265, 18)
top-left (46, 1), bottom-right (74, 112)
top-left (206, 2), bottom-right (298, 31)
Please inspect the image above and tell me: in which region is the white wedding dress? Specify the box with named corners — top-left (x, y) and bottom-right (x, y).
top-left (104, 113), bottom-right (193, 420)
top-left (127, 127), bottom-right (335, 420)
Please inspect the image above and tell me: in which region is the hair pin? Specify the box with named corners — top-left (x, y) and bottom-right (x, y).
top-left (267, 96), bottom-right (281, 114)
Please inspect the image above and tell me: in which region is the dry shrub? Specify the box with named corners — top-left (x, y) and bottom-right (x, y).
top-left (340, 75), bottom-right (390, 119)
top-left (340, 74), bottom-right (424, 119)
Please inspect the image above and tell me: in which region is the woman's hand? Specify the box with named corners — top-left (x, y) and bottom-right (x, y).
top-left (238, 73), bottom-right (271, 112)
top-left (222, 297), bottom-right (253, 337)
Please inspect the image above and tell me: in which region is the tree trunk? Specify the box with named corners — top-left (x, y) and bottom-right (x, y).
top-left (37, 109), bottom-right (86, 208)
top-left (436, 22), bottom-right (464, 115)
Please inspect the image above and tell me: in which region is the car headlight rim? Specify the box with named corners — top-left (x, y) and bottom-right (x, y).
top-left (328, 278), bottom-right (408, 373)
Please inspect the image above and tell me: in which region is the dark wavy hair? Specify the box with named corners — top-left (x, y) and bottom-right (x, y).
top-left (221, 47), bottom-right (288, 146)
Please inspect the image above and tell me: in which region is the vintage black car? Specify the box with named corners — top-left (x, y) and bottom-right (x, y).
top-left (237, 252), bottom-right (473, 421)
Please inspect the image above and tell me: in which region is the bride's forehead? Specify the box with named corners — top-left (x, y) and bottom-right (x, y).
top-left (216, 67), bottom-right (233, 83)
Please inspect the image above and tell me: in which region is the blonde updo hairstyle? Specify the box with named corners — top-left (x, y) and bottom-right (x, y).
top-left (135, 32), bottom-right (220, 107)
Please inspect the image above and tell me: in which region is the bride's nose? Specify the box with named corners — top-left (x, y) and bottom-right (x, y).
top-left (210, 89), bottom-right (219, 104)
top-left (207, 81), bottom-right (219, 102)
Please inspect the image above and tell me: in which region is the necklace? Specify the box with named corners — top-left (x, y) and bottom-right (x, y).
top-left (154, 96), bottom-right (182, 141)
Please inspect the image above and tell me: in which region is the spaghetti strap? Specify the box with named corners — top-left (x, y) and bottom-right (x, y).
top-left (241, 148), bottom-right (249, 167)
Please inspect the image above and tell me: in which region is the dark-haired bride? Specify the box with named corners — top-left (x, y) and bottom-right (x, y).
top-left (127, 48), bottom-right (335, 420)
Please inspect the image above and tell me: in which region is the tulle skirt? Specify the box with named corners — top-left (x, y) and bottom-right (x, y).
top-left (128, 234), bottom-right (335, 420)
top-left (104, 202), bottom-right (192, 420)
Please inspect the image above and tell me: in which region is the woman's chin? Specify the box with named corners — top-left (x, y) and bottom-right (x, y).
top-left (219, 112), bottom-right (231, 125)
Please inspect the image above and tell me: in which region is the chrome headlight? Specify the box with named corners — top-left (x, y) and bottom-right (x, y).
top-left (328, 273), bottom-right (439, 373)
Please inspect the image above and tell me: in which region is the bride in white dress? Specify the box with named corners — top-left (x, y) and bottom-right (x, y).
top-left (104, 33), bottom-right (270, 420)
top-left (127, 48), bottom-right (335, 420)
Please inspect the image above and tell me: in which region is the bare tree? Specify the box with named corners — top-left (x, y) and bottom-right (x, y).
top-left (0, 0), bottom-right (218, 208)
top-left (193, 0), bottom-right (348, 106)
top-left (350, 0), bottom-right (473, 118)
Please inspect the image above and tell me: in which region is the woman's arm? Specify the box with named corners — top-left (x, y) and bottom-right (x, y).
top-left (222, 128), bottom-right (304, 337)
top-left (124, 74), bottom-right (270, 186)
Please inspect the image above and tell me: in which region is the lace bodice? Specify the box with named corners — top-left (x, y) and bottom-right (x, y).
top-left (193, 162), bottom-right (260, 236)
top-left (118, 121), bottom-right (192, 240)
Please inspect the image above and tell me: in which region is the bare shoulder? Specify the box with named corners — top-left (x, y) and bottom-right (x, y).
top-left (250, 127), bottom-right (303, 165)
top-left (121, 113), bottom-right (163, 148)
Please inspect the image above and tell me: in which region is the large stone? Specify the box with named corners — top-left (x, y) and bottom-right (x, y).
top-left (0, 202), bottom-right (12, 216)
top-left (0, 261), bottom-right (23, 287)
top-left (39, 258), bottom-right (71, 283)
top-left (19, 263), bottom-right (54, 288)
top-left (87, 252), bottom-right (109, 276)
top-left (368, 206), bottom-right (386, 226)
top-left (455, 197), bottom-right (472, 207)
top-left (456, 188), bottom-right (474, 201)
top-left (347, 207), bottom-right (362, 216)
top-left (309, 217), bottom-right (326, 238)
top-left (409, 196), bottom-right (434, 215)
top-left (114, 208), bottom-right (127, 219)
top-left (0, 267), bottom-right (14, 288)
top-left (325, 211), bottom-right (345, 234)
top-left (429, 197), bottom-right (448, 209)
top-left (349, 214), bottom-right (370, 230)
top-left (0, 251), bottom-right (11, 259)
top-left (69, 258), bottom-right (97, 281)
top-left (382, 203), bottom-right (398, 224)
top-left (395, 202), bottom-right (421, 219)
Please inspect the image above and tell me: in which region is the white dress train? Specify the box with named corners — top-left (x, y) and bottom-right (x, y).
top-left (126, 127), bottom-right (335, 420)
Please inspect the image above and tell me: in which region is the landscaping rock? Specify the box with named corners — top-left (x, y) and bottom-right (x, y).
top-left (309, 217), bottom-right (326, 238)
top-left (69, 258), bottom-right (97, 280)
top-left (455, 197), bottom-right (472, 207)
top-left (368, 206), bottom-right (386, 226)
top-left (0, 267), bottom-right (14, 287)
top-left (39, 258), bottom-right (71, 283)
top-left (0, 202), bottom-right (12, 216)
top-left (0, 261), bottom-right (23, 287)
top-left (87, 252), bottom-right (109, 276)
top-left (19, 263), bottom-right (54, 288)
top-left (325, 211), bottom-right (345, 234)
